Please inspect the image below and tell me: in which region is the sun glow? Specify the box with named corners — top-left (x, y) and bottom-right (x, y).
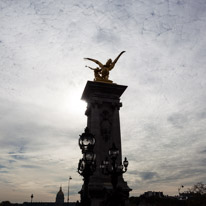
top-left (67, 90), bottom-right (87, 116)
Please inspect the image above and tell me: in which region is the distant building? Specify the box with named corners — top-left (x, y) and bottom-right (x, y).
top-left (143, 191), bottom-right (164, 198)
top-left (55, 187), bottom-right (64, 205)
top-left (22, 203), bottom-right (76, 206)
top-left (0, 187), bottom-right (76, 206)
top-left (22, 187), bottom-right (75, 206)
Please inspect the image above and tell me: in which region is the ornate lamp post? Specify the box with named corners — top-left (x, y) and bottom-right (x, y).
top-left (30, 194), bottom-right (33, 203)
top-left (100, 143), bottom-right (129, 190)
top-left (78, 127), bottom-right (96, 206)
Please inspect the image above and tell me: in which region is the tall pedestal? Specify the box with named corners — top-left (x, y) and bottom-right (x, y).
top-left (81, 81), bottom-right (131, 206)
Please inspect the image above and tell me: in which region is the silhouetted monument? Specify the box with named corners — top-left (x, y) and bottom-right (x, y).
top-left (80, 53), bottom-right (131, 205)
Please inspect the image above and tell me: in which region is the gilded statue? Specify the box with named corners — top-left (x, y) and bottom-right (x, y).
top-left (84, 51), bottom-right (125, 83)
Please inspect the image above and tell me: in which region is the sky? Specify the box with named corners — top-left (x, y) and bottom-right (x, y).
top-left (0, 0), bottom-right (206, 203)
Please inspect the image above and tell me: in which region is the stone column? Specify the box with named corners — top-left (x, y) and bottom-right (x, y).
top-left (81, 81), bottom-right (131, 206)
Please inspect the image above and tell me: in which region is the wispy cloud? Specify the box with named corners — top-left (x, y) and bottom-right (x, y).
top-left (0, 0), bottom-right (206, 203)
top-left (139, 172), bottom-right (159, 181)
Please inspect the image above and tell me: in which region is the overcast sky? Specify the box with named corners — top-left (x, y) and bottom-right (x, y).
top-left (0, 0), bottom-right (206, 203)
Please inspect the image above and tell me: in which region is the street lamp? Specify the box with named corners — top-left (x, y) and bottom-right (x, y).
top-left (31, 194), bottom-right (33, 203)
top-left (67, 176), bottom-right (72, 204)
top-left (178, 185), bottom-right (184, 195)
top-left (100, 143), bottom-right (129, 190)
top-left (78, 127), bottom-right (96, 206)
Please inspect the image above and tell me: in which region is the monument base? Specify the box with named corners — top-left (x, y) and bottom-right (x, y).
top-left (89, 179), bottom-right (131, 206)
top-left (80, 178), bottom-right (131, 206)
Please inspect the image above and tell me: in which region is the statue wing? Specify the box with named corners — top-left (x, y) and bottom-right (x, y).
top-left (109, 51), bottom-right (125, 70)
top-left (85, 66), bottom-right (95, 71)
top-left (84, 58), bottom-right (103, 68)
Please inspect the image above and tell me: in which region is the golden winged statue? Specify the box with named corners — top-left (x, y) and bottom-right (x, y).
top-left (84, 51), bottom-right (125, 83)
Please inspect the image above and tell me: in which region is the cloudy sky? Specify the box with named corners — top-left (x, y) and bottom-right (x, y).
top-left (0, 0), bottom-right (206, 203)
